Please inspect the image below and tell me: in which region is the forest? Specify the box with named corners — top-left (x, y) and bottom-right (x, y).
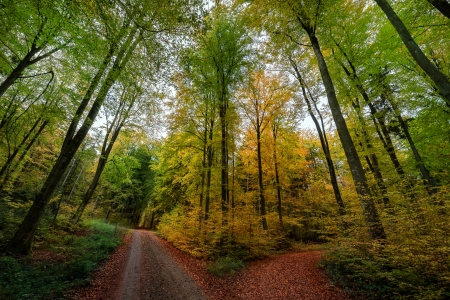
top-left (0, 0), bottom-right (450, 299)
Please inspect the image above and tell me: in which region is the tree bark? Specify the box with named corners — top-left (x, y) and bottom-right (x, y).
top-left (375, 0), bottom-right (450, 106)
top-left (204, 119), bottom-right (214, 221)
top-left (219, 97), bottom-right (229, 227)
top-left (256, 123), bottom-right (268, 230)
top-left (427, 0), bottom-right (450, 20)
top-left (272, 123), bottom-right (283, 226)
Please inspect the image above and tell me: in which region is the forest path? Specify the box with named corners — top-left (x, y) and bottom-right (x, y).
top-left (71, 230), bottom-right (351, 300)
top-left (117, 230), bottom-right (207, 300)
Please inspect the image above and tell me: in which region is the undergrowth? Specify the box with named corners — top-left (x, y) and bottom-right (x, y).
top-left (0, 220), bottom-right (126, 300)
top-left (207, 256), bottom-right (245, 277)
top-left (321, 194), bottom-right (450, 300)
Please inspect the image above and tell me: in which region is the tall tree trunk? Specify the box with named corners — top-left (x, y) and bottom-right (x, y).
top-left (427, 0), bottom-right (450, 20)
top-left (334, 45), bottom-right (415, 195)
top-left (299, 21), bottom-right (385, 239)
top-left (272, 124), bottom-right (283, 226)
top-left (352, 99), bottom-right (390, 205)
top-left (204, 119), bottom-right (214, 221)
top-left (375, 0), bottom-right (450, 107)
top-left (219, 99), bottom-right (229, 227)
top-left (381, 93), bottom-right (439, 195)
top-left (290, 58), bottom-right (346, 216)
top-left (256, 123), bottom-right (268, 230)
top-left (4, 28), bottom-right (140, 255)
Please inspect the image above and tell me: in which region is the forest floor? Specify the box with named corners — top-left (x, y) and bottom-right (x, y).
top-left (69, 230), bottom-right (352, 300)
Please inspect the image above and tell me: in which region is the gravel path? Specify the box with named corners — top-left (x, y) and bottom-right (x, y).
top-left (71, 230), bottom-right (351, 300)
top-left (116, 230), bottom-right (206, 300)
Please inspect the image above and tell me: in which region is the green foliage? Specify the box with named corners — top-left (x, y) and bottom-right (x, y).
top-left (0, 220), bottom-right (124, 300)
top-left (207, 256), bottom-right (245, 277)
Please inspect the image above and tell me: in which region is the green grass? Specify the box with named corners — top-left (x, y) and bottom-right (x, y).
top-left (0, 220), bottom-right (125, 300)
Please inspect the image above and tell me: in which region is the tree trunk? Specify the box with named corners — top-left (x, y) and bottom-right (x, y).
top-left (204, 119), bottom-right (214, 221)
top-left (256, 124), bottom-right (268, 230)
top-left (334, 46), bottom-right (415, 195)
top-left (381, 93), bottom-right (439, 195)
top-left (352, 98), bottom-right (391, 205)
top-left (219, 100), bottom-right (229, 226)
top-left (427, 0), bottom-right (450, 20)
top-left (272, 125), bottom-right (283, 226)
top-left (301, 23), bottom-right (385, 239)
top-left (375, 0), bottom-right (450, 106)
top-left (290, 58), bottom-right (347, 216)
top-left (4, 28), bottom-right (140, 255)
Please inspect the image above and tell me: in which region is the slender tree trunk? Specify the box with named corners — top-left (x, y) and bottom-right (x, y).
top-left (0, 18), bottom-right (63, 98)
top-left (381, 93), bottom-right (439, 195)
top-left (219, 100), bottom-right (228, 226)
top-left (199, 143), bottom-right (206, 211)
top-left (375, 0), bottom-right (450, 106)
top-left (4, 28), bottom-right (139, 255)
top-left (204, 120), bottom-right (214, 221)
top-left (272, 124), bottom-right (283, 226)
top-left (72, 157), bottom-right (107, 224)
top-left (256, 123), bottom-right (268, 230)
top-left (352, 98), bottom-right (391, 205)
top-left (334, 46), bottom-right (415, 195)
top-left (300, 22), bottom-right (385, 239)
top-left (427, 0), bottom-right (450, 20)
top-left (290, 58), bottom-right (346, 215)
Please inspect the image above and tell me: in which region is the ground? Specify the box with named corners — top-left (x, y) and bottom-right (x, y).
top-left (70, 230), bottom-right (351, 300)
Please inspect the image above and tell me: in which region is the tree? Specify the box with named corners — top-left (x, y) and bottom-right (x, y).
top-left (198, 8), bottom-right (251, 228)
top-left (4, 0), bottom-right (202, 254)
top-left (238, 71), bottom-right (291, 229)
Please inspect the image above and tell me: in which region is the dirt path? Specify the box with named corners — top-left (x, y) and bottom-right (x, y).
top-left (117, 230), bottom-right (206, 300)
top-left (72, 230), bottom-right (351, 300)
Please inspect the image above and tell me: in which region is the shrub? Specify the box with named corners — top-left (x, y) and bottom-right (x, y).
top-left (207, 256), bottom-right (245, 277)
